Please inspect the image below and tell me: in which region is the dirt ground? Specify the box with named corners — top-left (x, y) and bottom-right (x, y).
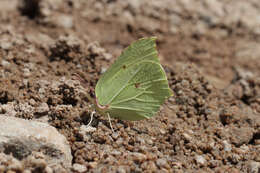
top-left (0, 0), bottom-right (259, 172)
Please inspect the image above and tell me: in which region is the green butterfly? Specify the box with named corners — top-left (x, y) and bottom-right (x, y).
top-left (75, 37), bottom-right (172, 124)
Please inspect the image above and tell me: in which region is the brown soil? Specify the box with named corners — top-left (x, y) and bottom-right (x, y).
top-left (0, 0), bottom-right (259, 172)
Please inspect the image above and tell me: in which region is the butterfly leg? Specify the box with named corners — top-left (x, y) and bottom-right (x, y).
top-left (86, 111), bottom-right (95, 127)
top-left (107, 113), bottom-right (114, 133)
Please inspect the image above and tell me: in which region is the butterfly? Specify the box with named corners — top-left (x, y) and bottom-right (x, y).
top-left (74, 37), bottom-right (172, 131)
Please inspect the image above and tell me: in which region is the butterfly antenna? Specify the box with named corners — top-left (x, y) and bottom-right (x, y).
top-left (86, 111), bottom-right (95, 127)
top-left (107, 113), bottom-right (114, 133)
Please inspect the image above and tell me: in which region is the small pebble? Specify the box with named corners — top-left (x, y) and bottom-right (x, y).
top-left (73, 163), bottom-right (87, 173)
top-left (23, 68), bottom-right (31, 77)
top-left (183, 133), bottom-right (192, 142)
top-left (112, 132), bottom-right (120, 139)
top-left (223, 140), bottom-right (232, 152)
top-left (160, 129), bottom-right (166, 134)
top-left (23, 79), bottom-right (29, 88)
top-left (111, 150), bottom-right (121, 156)
top-left (195, 155), bottom-right (206, 165)
top-left (80, 125), bottom-right (96, 134)
top-left (23, 170), bottom-right (31, 173)
top-left (56, 15), bottom-right (74, 29)
top-left (116, 166), bottom-right (126, 173)
top-left (248, 161), bottom-right (260, 173)
top-left (1, 60), bottom-right (10, 67)
top-left (209, 160), bottom-right (220, 168)
top-left (7, 158), bottom-right (22, 171)
top-left (101, 67), bottom-right (107, 74)
top-left (29, 99), bottom-right (36, 106)
top-left (172, 161), bottom-right (182, 169)
top-left (45, 166), bottom-right (53, 173)
top-left (88, 162), bottom-right (97, 169)
top-left (36, 103), bottom-right (49, 114)
top-left (255, 139), bottom-right (260, 145)
top-left (103, 53), bottom-right (112, 60)
top-left (156, 158), bottom-right (169, 168)
top-left (131, 152), bottom-right (147, 162)
top-left (0, 42), bottom-right (12, 50)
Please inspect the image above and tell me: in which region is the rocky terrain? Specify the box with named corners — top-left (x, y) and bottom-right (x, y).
top-left (0, 0), bottom-right (259, 172)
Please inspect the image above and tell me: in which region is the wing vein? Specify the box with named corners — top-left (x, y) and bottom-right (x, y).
top-left (126, 51), bottom-right (157, 69)
top-left (111, 78), bottom-right (168, 105)
top-left (106, 67), bottom-right (142, 104)
top-left (111, 91), bottom-right (145, 105)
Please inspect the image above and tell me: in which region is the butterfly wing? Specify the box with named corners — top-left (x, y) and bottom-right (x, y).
top-left (95, 37), bottom-right (172, 120)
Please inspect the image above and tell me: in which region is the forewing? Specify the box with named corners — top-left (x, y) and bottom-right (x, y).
top-left (95, 37), bottom-right (159, 105)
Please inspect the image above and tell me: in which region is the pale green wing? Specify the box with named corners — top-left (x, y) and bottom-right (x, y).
top-left (95, 37), bottom-right (172, 120)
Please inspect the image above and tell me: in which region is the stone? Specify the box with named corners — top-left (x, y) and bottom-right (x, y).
top-left (54, 15), bottom-right (74, 29)
top-left (23, 68), bottom-right (31, 77)
top-left (36, 103), bottom-right (49, 115)
top-left (80, 125), bottom-right (96, 133)
top-left (1, 60), bottom-right (10, 67)
top-left (195, 155), bottom-right (206, 165)
top-left (229, 127), bottom-right (254, 147)
top-left (116, 166), bottom-right (126, 173)
top-left (72, 163), bottom-right (87, 173)
top-left (0, 42), bottom-right (12, 50)
top-left (0, 115), bottom-right (72, 169)
top-left (248, 161), bottom-right (260, 173)
top-left (0, 102), bottom-right (16, 117)
top-left (156, 158), bottom-right (169, 168)
top-left (223, 140), bottom-right (232, 152)
top-left (131, 152), bottom-right (147, 162)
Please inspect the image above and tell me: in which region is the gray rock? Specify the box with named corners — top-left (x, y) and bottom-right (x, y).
top-left (0, 115), bottom-right (72, 169)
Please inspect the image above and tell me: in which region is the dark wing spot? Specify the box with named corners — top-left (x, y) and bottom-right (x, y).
top-left (134, 83), bottom-right (140, 88)
top-left (122, 65), bottom-right (126, 69)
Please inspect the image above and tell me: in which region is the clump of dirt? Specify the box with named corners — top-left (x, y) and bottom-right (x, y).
top-left (0, 0), bottom-right (260, 172)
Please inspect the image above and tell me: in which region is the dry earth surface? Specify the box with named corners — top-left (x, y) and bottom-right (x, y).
top-left (0, 0), bottom-right (259, 173)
